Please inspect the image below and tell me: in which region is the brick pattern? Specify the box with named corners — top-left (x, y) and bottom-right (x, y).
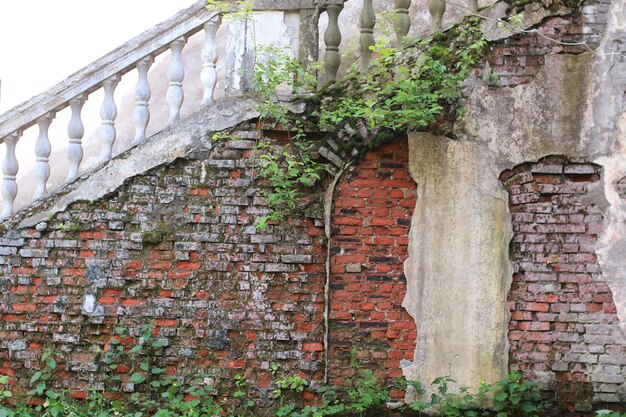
top-left (328, 138), bottom-right (417, 397)
top-left (500, 156), bottom-right (626, 411)
top-left (485, 0), bottom-right (611, 87)
top-left (0, 131), bottom-right (327, 401)
top-left (0, 132), bottom-right (420, 404)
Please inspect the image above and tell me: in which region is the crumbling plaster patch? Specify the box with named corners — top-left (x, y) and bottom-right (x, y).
top-left (402, 0), bottom-right (626, 394)
top-left (588, 0), bottom-right (626, 339)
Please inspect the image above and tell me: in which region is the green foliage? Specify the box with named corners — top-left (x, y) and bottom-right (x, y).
top-left (206, 0), bottom-right (252, 20)
top-left (406, 372), bottom-right (543, 417)
top-left (254, 139), bottom-right (325, 231)
top-left (235, 18), bottom-right (487, 229)
top-left (314, 18), bottom-right (486, 151)
top-left (0, 358), bottom-right (555, 417)
top-left (346, 370), bottom-right (390, 416)
top-left (490, 371), bottom-right (541, 417)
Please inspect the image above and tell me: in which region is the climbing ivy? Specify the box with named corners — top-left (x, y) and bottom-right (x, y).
top-left (207, 0), bottom-right (489, 229)
top-left (312, 18), bottom-right (486, 152)
top-left (247, 17), bottom-right (486, 229)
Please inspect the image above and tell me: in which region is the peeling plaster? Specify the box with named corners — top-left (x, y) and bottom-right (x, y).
top-left (402, 0), bottom-right (626, 396)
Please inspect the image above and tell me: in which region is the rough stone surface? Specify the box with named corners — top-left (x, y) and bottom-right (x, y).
top-left (403, 132), bottom-right (511, 396)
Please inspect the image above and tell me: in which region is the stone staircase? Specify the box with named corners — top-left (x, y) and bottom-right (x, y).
top-left (0, 0), bottom-right (478, 222)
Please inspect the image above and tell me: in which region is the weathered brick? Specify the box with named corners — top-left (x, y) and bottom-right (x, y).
top-left (503, 157), bottom-right (625, 408)
top-left (280, 255), bottom-right (313, 264)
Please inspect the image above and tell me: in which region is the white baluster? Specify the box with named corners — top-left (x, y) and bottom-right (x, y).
top-left (133, 55), bottom-right (154, 146)
top-left (394, 0), bottom-right (412, 45)
top-left (100, 75), bottom-right (120, 163)
top-left (360, 0), bottom-right (376, 68)
top-left (67, 95), bottom-right (86, 181)
top-left (428, 0), bottom-right (446, 32)
top-left (168, 37), bottom-right (187, 124)
top-left (201, 14), bottom-right (222, 105)
top-left (324, 3), bottom-right (344, 82)
top-left (34, 113), bottom-right (54, 200)
top-left (1, 132), bottom-right (20, 219)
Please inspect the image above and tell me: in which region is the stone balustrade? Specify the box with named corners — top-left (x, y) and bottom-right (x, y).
top-left (0, 0), bottom-right (475, 219)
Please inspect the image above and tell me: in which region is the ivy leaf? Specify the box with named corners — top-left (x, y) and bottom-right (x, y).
top-left (130, 373), bottom-right (146, 384)
top-left (36, 383), bottom-right (46, 395)
top-left (151, 339), bottom-right (168, 348)
top-left (30, 371), bottom-right (42, 384)
top-left (151, 367), bottom-right (165, 375)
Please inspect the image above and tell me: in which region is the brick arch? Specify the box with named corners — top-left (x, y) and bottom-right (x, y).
top-left (500, 155), bottom-right (626, 411)
top-left (327, 137), bottom-right (417, 398)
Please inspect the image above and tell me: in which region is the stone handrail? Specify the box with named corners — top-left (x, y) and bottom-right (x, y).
top-left (0, 2), bottom-right (215, 141)
top-left (0, 0), bottom-right (471, 219)
top-left (0, 1), bottom-right (224, 218)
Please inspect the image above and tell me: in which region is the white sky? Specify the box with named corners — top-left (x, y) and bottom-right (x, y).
top-left (0, 1), bottom-right (194, 112)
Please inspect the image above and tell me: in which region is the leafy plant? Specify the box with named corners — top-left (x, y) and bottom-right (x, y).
top-left (491, 372), bottom-right (541, 417)
top-left (206, 0), bottom-right (253, 20)
top-left (345, 370), bottom-right (390, 416)
top-left (238, 17), bottom-right (488, 229)
top-left (254, 140), bottom-right (325, 230)
top-left (406, 372), bottom-right (542, 417)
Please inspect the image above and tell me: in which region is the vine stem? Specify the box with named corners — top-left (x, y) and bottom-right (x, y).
top-left (323, 158), bottom-right (354, 385)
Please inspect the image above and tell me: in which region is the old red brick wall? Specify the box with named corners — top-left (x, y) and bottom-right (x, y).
top-left (328, 138), bottom-right (417, 397)
top-left (1, 133), bottom-right (624, 412)
top-left (0, 132), bottom-right (419, 404)
top-left (484, 0), bottom-right (610, 87)
top-left (0, 130), bottom-right (327, 400)
top-left (501, 156), bottom-right (625, 412)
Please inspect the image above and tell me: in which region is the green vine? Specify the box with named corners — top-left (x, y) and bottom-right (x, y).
top-left (205, 0), bottom-right (488, 229)
top-left (313, 18), bottom-right (486, 151)
top-left (243, 17), bottom-right (487, 229)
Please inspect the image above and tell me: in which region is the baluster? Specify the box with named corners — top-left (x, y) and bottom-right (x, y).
top-left (201, 14), bottom-right (222, 105)
top-left (133, 56), bottom-right (154, 146)
top-left (168, 37), bottom-right (187, 124)
top-left (34, 113), bottom-right (54, 200)
top-left (1, 132), bottom-right (20, 219)
top-left (100, 75), bottom-right (120, 163)
top-left (394, 0), bottom-right (411, 46)
top-left (360, 0), bottom-right (376, 68)
top-left (323, 3), bottom-right (343, 82)
top-left (67, 95), bottom-right (86, 181)
top-left (428, 0), bottom-right (446, 32)
top-left (469, 0), bottom-right (478, 11)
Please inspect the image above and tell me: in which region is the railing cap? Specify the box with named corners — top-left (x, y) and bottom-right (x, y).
top-left (0, 0), bottom-right (332, 141)
top-left (0, 1), bottom-right (215, 140)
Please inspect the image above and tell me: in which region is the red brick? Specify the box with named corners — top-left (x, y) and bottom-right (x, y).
top-left (370, 218), bottom-right (395, 226)
top-left (520, 302), bottom-right (549, 312)
top-left (302, 342), bottom-right (323, 352)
